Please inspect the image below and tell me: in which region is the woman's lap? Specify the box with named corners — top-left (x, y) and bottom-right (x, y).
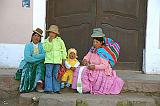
top-left (19, 62), bottom-right (45, 92)
top-left (92, 72), bottom-right (124, 94)
top-left (72, 67), bottom-right (124, 95)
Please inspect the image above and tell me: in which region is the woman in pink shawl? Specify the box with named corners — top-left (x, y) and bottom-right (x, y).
top-left (72, 28), bottom-right (124, 95)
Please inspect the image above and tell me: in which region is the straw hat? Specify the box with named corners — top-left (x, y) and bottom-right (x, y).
top-left (91, 28), bottom-right (105, 37)
top-left (33, 28), bottom-right (43, 37)
top-left (46, 25), bottom-right (59, 34)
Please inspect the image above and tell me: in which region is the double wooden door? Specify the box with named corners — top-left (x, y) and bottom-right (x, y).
top-left (46, 0), bottom-right (147, 70)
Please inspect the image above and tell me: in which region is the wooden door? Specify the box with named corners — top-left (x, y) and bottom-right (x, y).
top-left (46, 0), bottom-right (147, 70)
top-left (96, 0), bottom-right (147, 70)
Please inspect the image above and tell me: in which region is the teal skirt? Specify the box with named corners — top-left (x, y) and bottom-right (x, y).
top-left (18, 62), bottom-right (45, 93)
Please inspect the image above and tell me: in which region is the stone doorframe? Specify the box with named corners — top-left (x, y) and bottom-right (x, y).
top-left (33, 0), bottom-right (160, 74)
top-left (33, 0), bottom-right (46, 42)
top-left (144, 0), bottom-right (160, 74)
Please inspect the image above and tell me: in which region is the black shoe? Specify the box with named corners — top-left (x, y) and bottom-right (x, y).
top-left (44, 91), bottom-right (53, 94)
top-left (54, 91), bottom-right (62, 94)
top-left (83, 91), bottom-right (90, 94)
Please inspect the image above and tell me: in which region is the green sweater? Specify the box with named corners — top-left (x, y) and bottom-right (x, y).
top-left (43, 36), bottom-right (67, 64)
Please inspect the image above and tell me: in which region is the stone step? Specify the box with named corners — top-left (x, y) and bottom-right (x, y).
top-left (117, 70), bottom-right (160, 93)
top-left (19, 92), bottom-right (160, 106)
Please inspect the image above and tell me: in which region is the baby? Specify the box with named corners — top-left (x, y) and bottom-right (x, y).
top-left (61, 48), bottom-right (80, 88)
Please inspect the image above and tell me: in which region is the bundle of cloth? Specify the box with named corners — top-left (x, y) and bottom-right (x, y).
top-left (96, 37), bottom-right (120, 67)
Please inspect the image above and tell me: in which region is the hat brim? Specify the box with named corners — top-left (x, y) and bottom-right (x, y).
top-left (46, 30), bottom-right (59, 34)
top-left (33, 30), bottom-right (43, 37)
top-left (91, 34), bottom-right (105, 37)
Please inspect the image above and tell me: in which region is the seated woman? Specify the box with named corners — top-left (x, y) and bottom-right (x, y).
top-left (16, 28), bottom-right (45, 93)
top-left (72, 28), bottom-right (124, 95)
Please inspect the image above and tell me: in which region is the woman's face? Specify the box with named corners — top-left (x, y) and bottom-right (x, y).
top-left (93, 39), bottom-right (103, 48)
top-left (32, 33), bottom-right (41, 44)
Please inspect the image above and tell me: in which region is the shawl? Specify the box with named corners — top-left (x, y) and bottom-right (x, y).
top-left (90, 37), bottom-right (120, 67)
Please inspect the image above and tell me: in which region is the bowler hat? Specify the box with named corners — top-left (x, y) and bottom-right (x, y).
top-left (91, 28), bottom-right (105, 37)
top-left (33, 28), bottom-right (43, 37)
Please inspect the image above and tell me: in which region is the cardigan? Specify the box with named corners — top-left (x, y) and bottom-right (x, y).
top-left (43, 36), bottom-right (67, 64)
top-left (19, 42), bottom-right (45, 69)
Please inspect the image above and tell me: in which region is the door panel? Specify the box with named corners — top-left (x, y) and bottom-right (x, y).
top-left (96, 0), bottom-right (147, 70)
top-left (54, 0), bottom-right (93, 17)
top-left (102, 0), bottom-right (139, 17)
top-left (60, 24), bottom-right (92, 59)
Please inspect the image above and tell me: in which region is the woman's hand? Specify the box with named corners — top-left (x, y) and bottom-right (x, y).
top-left (87, 65), bottom-right (95, 70)
top-left (81, 59), bottom-right (89, 66)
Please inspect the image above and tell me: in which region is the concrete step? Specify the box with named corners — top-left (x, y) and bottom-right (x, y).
top-left (19, 92), bottom-right (160, 106)
top-left (117, 70), bottom-right (160, 93)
